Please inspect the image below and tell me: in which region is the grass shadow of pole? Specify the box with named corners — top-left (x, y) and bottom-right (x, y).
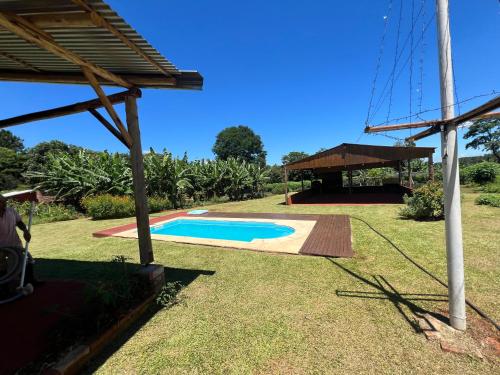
top-left (350, 216), bottom-right (500, 331)
top-left (327, 258), bottom-right (448, 333)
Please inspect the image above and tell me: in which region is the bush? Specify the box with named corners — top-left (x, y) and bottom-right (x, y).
top-left (82, 194), bottom-right (172, 219)
top-left (475, 193), bottom-right (500, 208)
top-left (264, 181), bottom-right (311, 195)
top-left (148, 196), bottom-right (172, 213)
top-left (8, 201), bottom-right (80, 224)
top-left (82, 194), bottom-right (134, 219)
top-left (399, 182), bottom-right (444, 220)
top-left (461, 162), bottom-right (499, 185)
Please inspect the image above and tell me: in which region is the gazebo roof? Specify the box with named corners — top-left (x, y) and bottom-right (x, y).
top-left (285, 143), bottom-right (435, 172)
top-left (0, 0), bottom-right (202, 89)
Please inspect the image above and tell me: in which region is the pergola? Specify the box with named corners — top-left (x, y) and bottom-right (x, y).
top-left (284, 143), bottom-right (435, 204)
top-left (0, 0), bottom-right (203, 265)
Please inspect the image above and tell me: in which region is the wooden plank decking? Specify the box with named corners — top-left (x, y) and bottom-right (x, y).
top-left (299, 215), bottom-right (353, 257)
top-left (203, 212), bottom-right (353, 258)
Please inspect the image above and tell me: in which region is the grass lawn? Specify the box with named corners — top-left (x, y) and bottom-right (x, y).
top-left (30, 191), bottom-right (499, 374)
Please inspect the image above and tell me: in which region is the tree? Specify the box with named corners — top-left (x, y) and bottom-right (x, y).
top-left (281, 151), bottom-right (311, 181)
top-left (213, 125), bottom-right (266, 166)
top-left (0, 147), bottom-right (26, 190)
top-left (464, 119), bottom-right (499, 162)
top-left (0, 130), bottom-right (24, 152)
top-left (25, 140), bottom-right (82, 174)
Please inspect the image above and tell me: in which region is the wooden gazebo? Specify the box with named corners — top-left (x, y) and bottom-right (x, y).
top-left (0, 0), bottom-right (203, 265)
top-left (284, 143), bottom-right (435, 204)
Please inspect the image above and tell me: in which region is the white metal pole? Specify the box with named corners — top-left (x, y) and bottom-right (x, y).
top-left (435, 0), bottom-right (466, 330)
top-left (19, 201), bottom-right (34, 288)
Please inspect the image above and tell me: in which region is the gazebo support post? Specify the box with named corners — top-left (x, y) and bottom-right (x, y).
top-left (398, 161), bottom-right (403, 186)
top-left (428, 153), bottom-right (434, 181)
top-left (125, 95), bottom-right (154, 265)
top-left (301, 171), bottom-right (304, 192)
top-left (284, 168), bottom-right (289, 205)
top-left (407, 159), bottom-right (413, 189)
top-left (348, 170), bottom-right (353, 194)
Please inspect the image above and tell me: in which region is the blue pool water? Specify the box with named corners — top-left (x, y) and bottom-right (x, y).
top-left (150, 219), bottom-right (295, 242)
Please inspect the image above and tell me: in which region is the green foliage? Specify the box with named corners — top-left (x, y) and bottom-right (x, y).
top-left (82, 194), bottom-right (135, 219)
top-left (83, 255), bottom-right (151, 332)
top-left (266, 164), bottom-right (283, 183)
top-left (281, 151), bottom-right (312, 181)
top-left (264, 181), bottom-right (311, 194)
top-left (213, 125), bottom-right (266, 166)
top-left (0, 146), bottom-right (26, 190)
top-left (8, 201), bottom-right (80, 224)
top-left (24, 140), bottom-right (82, 181)
top-left (399, 182), bottom-right (444, 220)
top-left (148, 196), bottom-right (172, 213)
top-left (81, 194), bottom-right (171, 220)
top-left (464, 118), bottom-right (499, 161)
top-left (475, 193), bottom-right (500, 208)
top-left (0, 129), bottom-right (24, 152)
top-left (156, 281), bottom-right (184, 308)
top-left (461, 162), bottom-right (499, 185)
top-left (26, 150), bottom-right (133, 205)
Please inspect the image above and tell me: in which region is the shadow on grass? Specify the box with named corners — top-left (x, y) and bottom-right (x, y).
top-left (328, 258), bottom-right (449, 333)
top-left (346, 216), bottom-right (500, 330)
top-left (34, 258), bottom-right (215, 373)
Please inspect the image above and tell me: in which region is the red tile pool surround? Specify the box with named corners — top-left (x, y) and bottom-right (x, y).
top-left (92, 211), bottom-right (188, 238)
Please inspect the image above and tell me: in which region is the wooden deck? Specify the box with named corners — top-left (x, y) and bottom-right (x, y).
top-left (299, 215), bottom-right (353, 257)
top-left (203, 212), bottom-right (353, 258)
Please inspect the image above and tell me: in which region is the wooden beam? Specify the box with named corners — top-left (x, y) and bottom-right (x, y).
top-left (367, 97), bottom-right (500, 135)
top-left (0, 89), bottom-right (141, 129)
top-left (365, 119), bottom-right (444, 133)
top-left (0, 70), bottom-right (203, 90)
top-left (82, 67), bottom-right (132, 146)
top-left (125, 95), bottom-right (154, 265)
top-left (0, 11), bottom-right (133, 88)
top-left (0, 51), bottom-right (40, 72)
top-left (72, 0), bottom-right (174, 78)
top-left (25, 13), bottom-right (94, 28)
top-left (88, 108), bottom-right (129, 148)
top-left (406, 126), bottom-right (440, 142)
top-left (452, 96), bottom-right (500, 125)
top-left (428, 153), bottom-right (434, 182)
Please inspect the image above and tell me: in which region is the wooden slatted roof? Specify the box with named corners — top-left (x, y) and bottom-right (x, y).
top-left (285, 143), bottom-right (435, 171)
top-left (0, 0), bottom-right (203, 89)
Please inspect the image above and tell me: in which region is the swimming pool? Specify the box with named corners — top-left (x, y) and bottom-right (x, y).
top-left (150, 219), bottom-right (295, 242)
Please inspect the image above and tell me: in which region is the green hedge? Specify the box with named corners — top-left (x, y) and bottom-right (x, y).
top-left (264, 181), bottom-right (311, 195)
top-left (461, 162), bottom-right (499, 185)
top-left (8, 201), bottom-right (80, 225)
top-left (82, 194), bottom-right (171, 220)
top-left (399, 182), bottom-right (444, 220)
top-left (475, 193), bottom-right (500, 208)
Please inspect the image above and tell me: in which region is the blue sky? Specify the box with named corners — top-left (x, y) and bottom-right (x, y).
top-left (4, 1), bottom-right (499, 164)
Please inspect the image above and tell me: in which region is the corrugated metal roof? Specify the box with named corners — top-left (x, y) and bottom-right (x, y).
top-left (0, 0), bottom-right (202, 89)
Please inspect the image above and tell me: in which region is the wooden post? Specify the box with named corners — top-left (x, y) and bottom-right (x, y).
top-left (408, 159), bottom-right (413, 189)
top-left (284, 168), bottom-right (289, 205)
top-left (125, 95), bottom-right (154, 265)
top-left (348, 170), bottom-right (353, 194)
top-left (301, 171), bottom-right (304, 192)
top-left (398, 161), bottom-right (403, 185)
top-left (428, 153), bottom-right (434, 181)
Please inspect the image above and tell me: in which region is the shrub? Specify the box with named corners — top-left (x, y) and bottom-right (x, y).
top-left (82, 195), bottom-right (135, 219)
top-left (148, 196), bottom-right (172, 213)
top-left (475, 193), bottom-right (500, 208)
top-left (8, 201), bottom-right (80, 224)
top-left (264, 181), bottom-right (311, 195)
top-left (399, 182), bottom-right (444, 220)
top-left (461, 162), bottom-right (499, 185)
top-left (82, 194), bottom-right (173, 219)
